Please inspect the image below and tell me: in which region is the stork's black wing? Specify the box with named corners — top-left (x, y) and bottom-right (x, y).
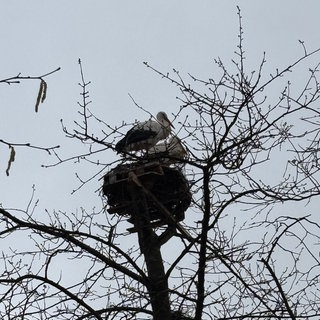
top-left (115, 128), bottom-right (157, 153)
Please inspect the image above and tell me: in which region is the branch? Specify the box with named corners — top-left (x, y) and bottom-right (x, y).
top-left (261, 258), bottom-right (297, 320)
top-left (0, 67), bottom-right (61, 85)
top-left (0, 274), bottom-right (103, 320)
top-left (0, 208), bottom-right (147, 286)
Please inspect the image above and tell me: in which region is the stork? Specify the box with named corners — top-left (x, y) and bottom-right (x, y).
top-left (147, 136), bottom-right (187, 162)
top-left (115, 111), bottom-right (174, 153)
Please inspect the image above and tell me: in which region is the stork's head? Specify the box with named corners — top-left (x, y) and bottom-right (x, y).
top-left (157, 111), bottom-right (175, 129)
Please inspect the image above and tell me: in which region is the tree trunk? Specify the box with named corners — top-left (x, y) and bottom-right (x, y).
top-left (128, 183), bottom-right (171, 320)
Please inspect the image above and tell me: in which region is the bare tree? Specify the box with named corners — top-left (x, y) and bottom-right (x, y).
top-left (1, 9), bottom-right (320, 319)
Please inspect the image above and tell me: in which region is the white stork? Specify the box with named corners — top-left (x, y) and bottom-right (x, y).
top-left (147, 136), bottom-right (187, 162)
top-left (115, 111), bottom-right (174, 153)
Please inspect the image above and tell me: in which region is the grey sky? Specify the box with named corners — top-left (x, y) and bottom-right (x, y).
top-left (1, 1), bottom-right (320, 214)
top-left (0, 3), bottom-right (320, 319)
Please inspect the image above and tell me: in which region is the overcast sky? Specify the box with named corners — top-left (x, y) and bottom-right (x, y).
top-left (0, 3), bottom-right (320, 318)
top-left (1, 0), bottom-right (320, 216)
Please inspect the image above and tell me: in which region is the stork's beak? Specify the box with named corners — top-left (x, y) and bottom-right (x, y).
top-left (165, 114), bottom-right (175, 129)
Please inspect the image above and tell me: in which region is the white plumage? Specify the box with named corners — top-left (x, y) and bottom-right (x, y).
top-left (147, 136), bottom-right (187, 162)
top-left (115, 111), bottom-right (174, 153)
